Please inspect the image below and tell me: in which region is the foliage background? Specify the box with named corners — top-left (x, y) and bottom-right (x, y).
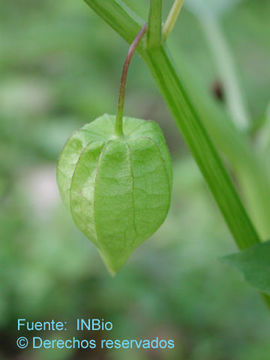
top-left (1, 0), bottom-right (270, 359)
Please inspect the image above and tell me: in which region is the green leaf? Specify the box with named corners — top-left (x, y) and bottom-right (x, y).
top-left (222, 240), bottom-right (270, 294)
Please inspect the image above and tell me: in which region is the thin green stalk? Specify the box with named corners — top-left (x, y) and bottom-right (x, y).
top-left (147, 0), bottom-right (162, 48)
top-left (163, 0), bottom-right (184, 40)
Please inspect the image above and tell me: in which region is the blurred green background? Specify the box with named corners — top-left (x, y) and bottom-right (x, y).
top-left (1, 0), bottom-right (270, 359)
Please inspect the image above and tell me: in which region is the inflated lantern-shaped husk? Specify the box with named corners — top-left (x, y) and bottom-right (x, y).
top-left (57, 24), bottom-right (173, 274)
top-left (57, 114), bottom-right (172, 274)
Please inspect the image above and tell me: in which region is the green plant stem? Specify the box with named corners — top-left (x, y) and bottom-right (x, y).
top-left (147, 0), bottom-right (162, 48)
top-left (115, 23), bottom-right (147, 136)
top-left (163, 0), bottom-right (184, 40)
top-left (144, 46), bottom-right (259, 249)
top-left (199, 14), bottom-right (250, 130)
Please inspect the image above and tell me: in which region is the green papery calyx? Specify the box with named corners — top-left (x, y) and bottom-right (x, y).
top-left (57, 114), bottom-right (172, 274)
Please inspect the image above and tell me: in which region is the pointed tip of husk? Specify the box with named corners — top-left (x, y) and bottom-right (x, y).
top-left (98, 249), bottom-right (128, 276)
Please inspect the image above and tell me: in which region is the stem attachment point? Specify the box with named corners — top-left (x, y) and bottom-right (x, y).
top-left (115, 23), bottom-right (147, 136)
